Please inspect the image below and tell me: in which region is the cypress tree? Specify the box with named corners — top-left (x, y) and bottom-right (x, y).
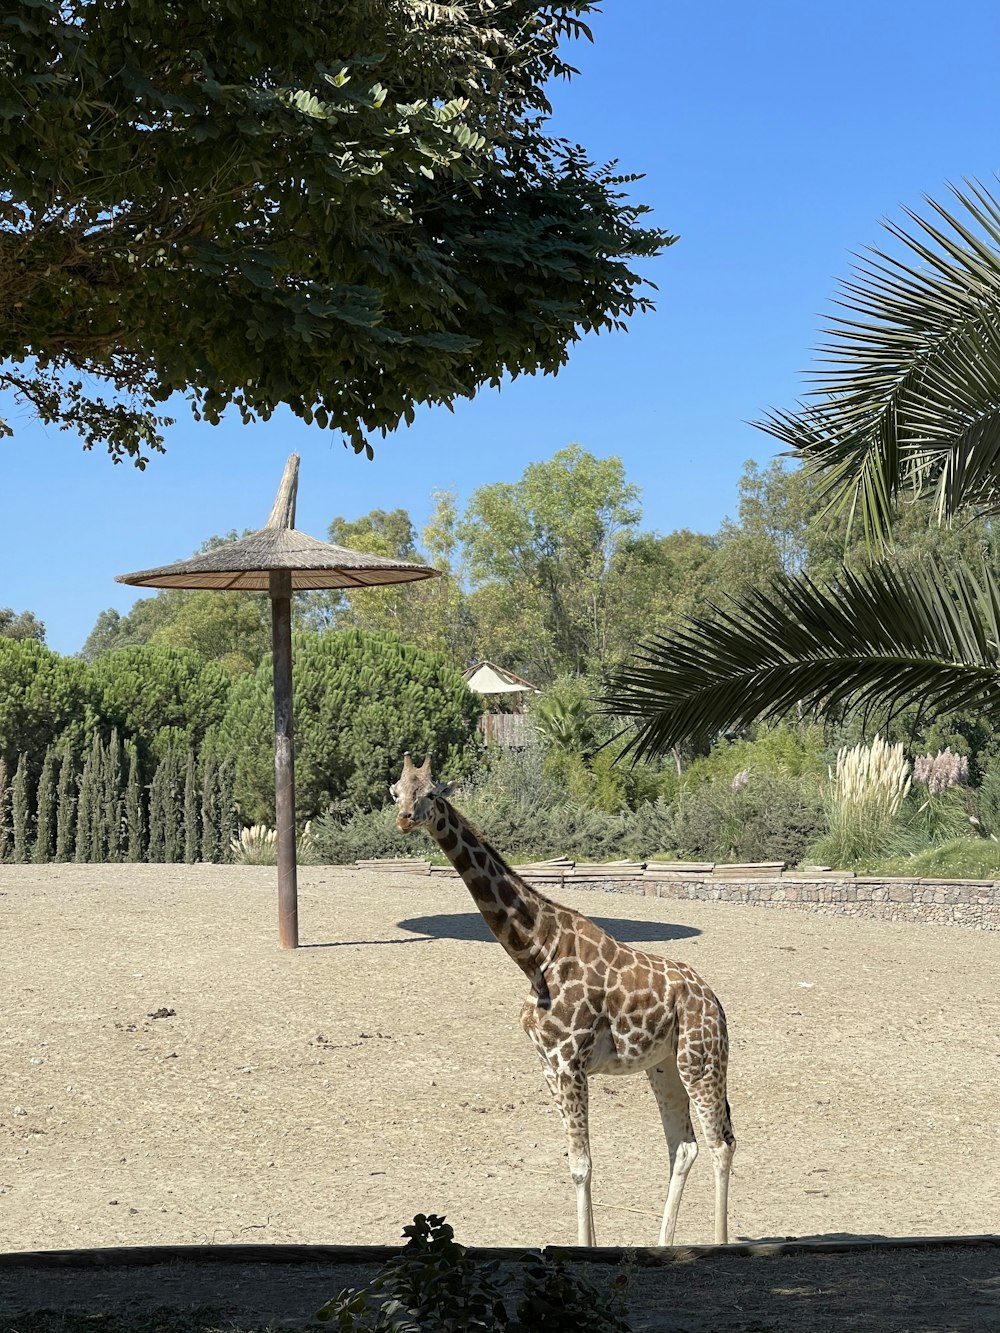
top-left (217, 757), bottom-right (238, 863)
top-left (162, 752), bottom-right (182, 863)
top-left (183, 750), bottom-right (199, 863)
top-left (75, 735), bottom-right (101, 863)
top-left (103, 729), bottom-right (125, 862)
top-left (200, 756), bottom-right (219, 864)
top-left (11, 755), bottom-right (30, 864)
top-left (125, 746), bottom-right (145, 862)
top-left (147, 756), bottom-right (168, 862)
top-left (55, 747), bottom-right (76, 862)
top-left (0, 758), bottom-right (10, 864)
top-left (34, 747), bottom-right (58, 863)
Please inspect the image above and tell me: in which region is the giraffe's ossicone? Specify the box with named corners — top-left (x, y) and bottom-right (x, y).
top-left (390, 752), bottom-right (736, 1247)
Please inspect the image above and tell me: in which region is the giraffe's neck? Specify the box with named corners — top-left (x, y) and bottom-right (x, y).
top-left (427, 799), bottom-right (560, 985)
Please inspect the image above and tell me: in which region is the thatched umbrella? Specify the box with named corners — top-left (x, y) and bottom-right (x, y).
top-left (117, 454), bottom-right (439, 948)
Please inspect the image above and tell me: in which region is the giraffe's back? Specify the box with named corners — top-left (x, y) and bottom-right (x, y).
top-left (527, 919), bottom-right (729, 1079)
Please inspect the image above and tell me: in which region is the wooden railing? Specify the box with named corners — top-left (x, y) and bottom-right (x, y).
top-left (477, 712), bottom-right (534, 748)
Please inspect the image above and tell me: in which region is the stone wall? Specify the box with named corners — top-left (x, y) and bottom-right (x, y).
top-left (369, 858), bottom-right (1000, 931)
top-left (641, 873), bottom-right (1000, 932)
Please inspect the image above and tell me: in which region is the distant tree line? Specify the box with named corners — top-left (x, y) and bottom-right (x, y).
top-left (4, 444), bottom-right (999, 866)
top-left (0, 736), bottom-right (238, 865)
top-left (0, 631), bottom-right (479, 863)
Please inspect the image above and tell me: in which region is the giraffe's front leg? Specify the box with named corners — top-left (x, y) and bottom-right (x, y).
top-left (522, 1002), bottom-right (596, 1245)
top-left (549, 1067), bottom-right (595, 1246)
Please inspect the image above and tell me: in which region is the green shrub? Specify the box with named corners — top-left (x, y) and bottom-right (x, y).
top-left (310, 802), bottom-right (413, 864)
top-left (670, 773), bottom-right (825, 865)
top-left (661, 722), bottom-right (829, 804)
top-left (318, 1212), bottom-right (633, 1332)
top-left (618, 798), bottom-right (676, 861)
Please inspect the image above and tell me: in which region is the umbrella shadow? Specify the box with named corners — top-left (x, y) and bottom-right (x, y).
top-left (397, 912), bottom-right (700, 945)
top-left (299, 936), bottom-right (431, 949)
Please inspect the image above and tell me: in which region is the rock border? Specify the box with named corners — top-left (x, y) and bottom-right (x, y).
top-left (342, 858), bottom-right (1000, 931)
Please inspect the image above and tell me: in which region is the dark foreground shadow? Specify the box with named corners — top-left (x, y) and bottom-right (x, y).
top-left (397, 911), bottom-right (700, 944)
top-left (3, 1237), bottom-right (996, 1333)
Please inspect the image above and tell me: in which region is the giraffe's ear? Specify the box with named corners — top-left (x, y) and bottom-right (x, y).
top-left (433, 779), bottom-right (456, 799)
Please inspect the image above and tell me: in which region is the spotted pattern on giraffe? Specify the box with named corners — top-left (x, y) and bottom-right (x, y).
top-left (389, 752), bottom-right (735, 1247)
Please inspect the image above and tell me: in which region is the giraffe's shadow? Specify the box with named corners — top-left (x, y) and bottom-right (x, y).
top-left (397, 912), bottom-right (700, 944)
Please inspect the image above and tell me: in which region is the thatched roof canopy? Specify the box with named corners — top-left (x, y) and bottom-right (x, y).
top-left (117, 453), bottom-right (438, 592)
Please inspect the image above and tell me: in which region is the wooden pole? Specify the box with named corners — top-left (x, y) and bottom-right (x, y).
top-left (270, 569), bottom-right (298, 949)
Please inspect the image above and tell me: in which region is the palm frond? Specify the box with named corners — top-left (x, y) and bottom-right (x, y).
top-left (603, 557), bottom-right (1000, 761)
top-left (756, 180), bottom-right (1000, 544)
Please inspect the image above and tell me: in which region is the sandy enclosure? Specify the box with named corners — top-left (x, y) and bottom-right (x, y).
top-left (2, 863), bottom-right (999, 1255)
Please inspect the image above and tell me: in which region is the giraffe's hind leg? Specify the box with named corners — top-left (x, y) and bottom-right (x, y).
top-left (679, 1062), bottom-right (735, 1245)
top-left (646, 1062), bottom-right (699, 1245)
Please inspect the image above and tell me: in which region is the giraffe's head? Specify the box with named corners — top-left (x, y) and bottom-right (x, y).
top-left (390, 753), bottom-right (454, 831)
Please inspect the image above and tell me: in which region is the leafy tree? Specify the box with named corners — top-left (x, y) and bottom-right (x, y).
top-left (608, 527), bottom-right (718, 654)
top-left (147, 751), bottom-right (183, 862)
top-left (207, 629), bottom-right (480, 822)
top-left (83, 535), bottom-right (269, 672)
top-left (0, 639), bottom-right (93, 778)
top-left (199, 757), bottom-right (219, 864)
top-left (460, 445), bottom-right (642, 678)
top-left (146, 592), bottom-right (270, 675)
top-left (299, 493), bottom-right (477, 662)
top-left (298, 508), bottom-right (428, 637)
top-left (709, 458), bottom-right (816, 594)
top-left (0, 607), bottom-right (45, 642)
top-left (217, 757), bottom-right (238, 861)
top-left (87, 645), bottom-right (231, 766)
top-left (1, 0), bottom-right (669, 464)
top-left (102, 729), bottom-right (125, 861)
top-left (605, 183), bottom-right (1000, 757)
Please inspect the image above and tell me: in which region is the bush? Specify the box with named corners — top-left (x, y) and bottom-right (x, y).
top-left (310, 803), bottom-right (414, 864)
top-left (670, 773), bottom-right (825, 865)
top-left (660, 722), bottom-right (829, 804)
top-left (311, 749), bottom-right (674, 865)
top-left (806, 736), bottom-right (913, 871)
top-left (318, 1212), bottom-right (633, 1332)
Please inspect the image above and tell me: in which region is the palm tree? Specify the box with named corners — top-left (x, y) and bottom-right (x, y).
top-left (606, 180), bottom-right (1000, 759)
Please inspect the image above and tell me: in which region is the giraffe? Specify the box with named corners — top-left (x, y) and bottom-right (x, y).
top-left (390, 753), bottom-right (735, 1247)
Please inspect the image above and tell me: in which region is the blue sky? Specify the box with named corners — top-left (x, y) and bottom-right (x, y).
top-left (4, 0), bottom-right (1000, 656)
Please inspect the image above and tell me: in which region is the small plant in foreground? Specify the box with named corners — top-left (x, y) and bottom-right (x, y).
top-left (317, 1212), bottom-right (633, 1332)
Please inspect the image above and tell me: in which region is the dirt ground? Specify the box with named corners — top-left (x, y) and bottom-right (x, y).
top-left (2, 864), bottom-right (999, 1330)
